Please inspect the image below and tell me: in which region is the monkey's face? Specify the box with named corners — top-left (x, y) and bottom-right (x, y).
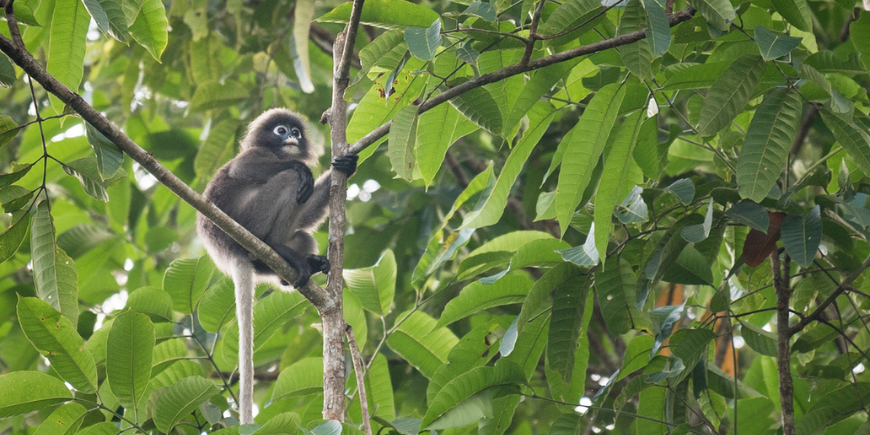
top-left (242, 109), bottom-right (311, 160)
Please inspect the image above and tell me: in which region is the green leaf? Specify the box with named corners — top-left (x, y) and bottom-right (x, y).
top-left (665, 178), bottom-right (695, 205)
top-left (820, 110), bottom-right (870, 177)
top-left (461, 104), bottom-right (555, 229)
top-left (388, 106), bottom-right (419, 181)
top-left (437, 275), bottom-right (533, 327)
top-left (0, 53), bottom-right (16, 87)
top-left (649, 303), bottom-right (684, 357)
top-left (595, 111), bottom-right (644, 257)
top-left (0, 211), bottom-right (31, 264)
top-left (516, 263), bottom-right (579, 336)
top-left (781, 205), bottom-right (822, 268)
top-left (558, 224), bottom-right (600, 266)
top-left (107, 311), bottom-right (154, 409)
top-left (151, 339), bottom-right (188, 374)
top-left (427, 320), bottom-right (504, 403)
top-left (0, 186), bottom-right (34, 213)
top-left (0, 115), bottom-right (20, 147)
top-left (96, 0), bottom-right (130, 42)
top-left (129, 0), bottom-right (168, 61)
top-left (851, 14), bottom-right (870, 69)
top-left (272, 357), bottom-right (323, 400)
top-left (0, 371), bottom-right (73, 418)
top-left (505, 59), bottom-right (580, 139)
top-left (686, 0), bottom-right (735, 31)
top-left (618, 0), bottom-right (652, 79)
top-left (194, 118), bottom-right (239, 179)
top-left (681, 199), bottom-right (714, 243)
top-left (197, 278), bottom-right (236, 333)
top-left (725, 200), bottom-right (769, 232)
top-left (162, 256), bottom-right (215, 314)
top-left (671, 328), bottom-right (716, 384)
top-left (221, 290), bottom-right (309, 362)
top-left (697, 54), bottom-right (766, 136)
top-left (739, 322), bottom-right (777, 357)
top-left (770, 0), bottom-right (812, 31)
top-left (415, 103), bottom-right (477, 187)
top-left (190, 81), bottom-right (249, 112)
top-left (31, 202), bottom-right (79, 324)
top-left (448, 81), bottom-right (504, 136)
top-left (33, 402), bottom-right (87, 435)
top-left (62, 157), bottom-right (127, 202)
top-left (555, 83), bottom-right (626, 235)
top-left (462, 2), bottom-right (496, 21)
top-left (126, 286), bottom-right (174, 321)
top-left (367, 354), bottom-right (397, 419)
top-left (540, 0), bottom-right (600, 37)
top-left (343, 250), bottom-right (397, 316)
top-left (405, 19), bottom-right (442, 61)
top-left (421, 361), bottom-right (526, 429)
top-left (596, 257), bottom-right (648, 336)
top-left (358, 30), bottom-right (406, 76)
top-left (547, 277), bottom-right (590, 385)
top-left (153, 376), bottom-right (220, 433)
top-left (317, 0), bottom-right (442, 29)
top-left (615, 186), bottom-right (649, 223)
top-left (47, 0), bottom-right (90, 110)
top-left (85, 123), bottom-right (124, 180)
top-left (16, 297), bottom-right (97, 393)
top-left (151, 360), bottom-right (206, 389)
top-left (737, 87), bottom-right (803, 202)
top-left (387, 311), bottom-right (459, 378)
top-left (642, 0), bottom-right (670, 57)
top-left (292, 0), bottom-right (316, 93)
top-left (797, 64), bottom-right (852, 114)
top-left (754, 26), bottom-right (803, 61)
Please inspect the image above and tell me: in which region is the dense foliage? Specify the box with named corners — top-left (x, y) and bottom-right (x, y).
top-left (1, 0), bottom-right (870, 433)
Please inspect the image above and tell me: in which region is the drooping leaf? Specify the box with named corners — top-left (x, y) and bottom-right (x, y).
top-left (62, 157), bottom-right (126, 202)
top-left (388, 106), bottom-right (419, 181)
top-left (665, 178), bottom-right (695, 205)
top-left (797, 64), bottom-right (852, 114)
top-left (436, 275), bottom-right (533, 328)
top-left (558, 223), bottom-right (599, 267)
top-left (448, 81), bottom-right (504, 136)
top-left (617, 0), bottom-right (652, 79)
top-left (686, 0), bottom-right (735, 31)
top-left (0, 371), bottom-right (73, 418)
top-left (292, 0), bottom-right (316, 93)
top-left (129, 0), bottom-right (168, 61)
top-left (770, 0), bottom-right (812, 31)
top-left (189, 81), bottom-right (249, 112)
top-left (0, 53), bottom-right (16, 87)
top-left (649, 303), bottom-right (684, 357)
top-left (387, 311), bottom-right (459, 378)
top-left (555, 83), bottom-right (626, 235)
top-left (740, 322), bottom-right (777, 357)
top-left (343, 250), bottom-right (397, 316)
top-left (32, 402), bottom-right (87, 435)
top-left (821, 110), bottom-right (870, 177)
top-left (197, 278), bottom-right (236, 333)
top-left (126, 286), bottom-right (174, 322)
top-left (85, 123), bottom-right (124, 180)
top-left (31, 202), bottom-right (79, 324)
top-left (221, 290), bottom-right (309, 362)
top-left (0, 115), bottom-right (20, 147)
top-left (615, 186), bottom-right (649, 223)
top-left (47, 0), bottom-right (90, 110)
top-left (415, 103), bottom-right (477, 187)
top-left (596, 257), bottom-right (648, 336)
top-left (16, 297), bottom-right (98, 393)
top-left (737, 87), bottom-right (802, 202)
top-left (0, 211), bottom-right (31, 264)
top-left (106, 311), bottom-right (154, 410)
top-left (162, 256), bottom-right (215, 314)
top-left (681, 199), bottom-right (714, 243)
top-left (152, 376), bottom-right (220, 433)
top-left (272, 357), bottom-right (323, 400)
top-left (540, 0), bottom-right (601, 38)
top-left (404, 19), bottom-right (442, 61)
top-left (642, 0), bottom-right (670, 57)
top-left (754, 26), bottom-right (803, 61)
top-left (781, 205), bottom-right (822, 267)
top-left (697, 54), bottom-right (766, 136)
top-left (726, 200), bottom-right (769, 232)
top-left (547, 277), bottom-right (590, 385)
top-left (317, 0), bottom-right (442, 29)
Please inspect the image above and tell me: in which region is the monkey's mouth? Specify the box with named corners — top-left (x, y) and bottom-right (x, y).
top-left (283, 138), bottom-right (298, 146)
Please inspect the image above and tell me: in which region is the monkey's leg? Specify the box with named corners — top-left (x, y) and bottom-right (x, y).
top-left (287, 231), bottom-right (329, 274)
top-left (231, 260), bottom-right (255, 425)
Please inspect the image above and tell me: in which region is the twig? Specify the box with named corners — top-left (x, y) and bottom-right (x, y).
top-left (346, 325), bottom-right (373, 435)
top-left (2, 0), bottom-right (25, 49)
top-left (790, 254), bottom-right (870, 335)
top-left (790, 105), bottom-right (817, 155)
top-left (772, 251), bottom-right (795, 435)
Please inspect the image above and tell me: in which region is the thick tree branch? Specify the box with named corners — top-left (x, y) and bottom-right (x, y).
top-left (322, 0), bottom-right (366, 422)
top-left (772, 251), bottom-right (795, 435)
top-left (347, 6), bottom-right (696, 155)
top-left (0, 32), bottom-right (334, 308)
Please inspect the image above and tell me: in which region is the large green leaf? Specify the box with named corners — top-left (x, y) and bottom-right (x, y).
top-left (107, 311), bottom-right (154, 410)
top-left (461, 103), bottom-right (555, 229)
top-left (129, 0), bottom-right (168, 61)
top-left (851, 14), bottom-right (870, 68)
top-left (686, 0), bottom-right (735, 31)
top-left (47, 0), bottom-right (89, 110)
top-left (415, 103), bottom-right (477, 187)
top-left (421, 361), bottom-right (526, 429)
top-left (367, 354), bottom-right (397, 419)
top-left (33, 402), bottom-right (87, 435)
top-left (642, 0), bottom-right (670, 57)
top-left (0, 210), bottom-right (31, 264)
top-left (595, 257), bottom-right (649, 336)
top-left (387, 311), bottom-right (459, 378)
top-left (594, 111), bottom-right (644, 258)
top-left (618, 0), bottom-right (652, 79)
top-left (62, 157), bottom-right (127, 202)
top-left (197, 278), bottom-right (236, 333)
top-left (697, 54), bottom-right (766, 136)
top-left (153, 376), bottom-right (220, 433)
top-left (0, 53), bottom-right (16, 87)
top-left (448, 82), bottom-right (504, 136)
top-left (540, 0), bottom-right (600, 37)
top-left (85, 122), bottom-right (124, 180)
top-left (427, 320), bottom-right (505, 404)
top-left (754, 26), bottom-right (803, 61)
top-left (0, 115), bottom-right (20, 147)
top-left (547, 277), bottom-right (590, 385)
top-left (16, 297), bottom-right (97, 393)
top-left (437, 275), bottom-right (533, 328)
top-left (820, 110), bottom-right (870, 177)
top-left (292, 0), bottom-right (315, 93)
top-left (405, 19), bottom-right (442, 61)
top-left (781, 205), bottom-right (822, 268)
top-left (221, 289), bottom-right (309, 363)
top-left (0, 371), bottom-right (73, 418)
top-left (388, 106), bottom-right (419, 181)
top-left (162, 256), bottom-right (215, 314)
top-left (31, 202), bottom-right (79, 324)
top-left (271, 357), bottom-right (323, 400)
top-left (770, 0), bottom-right (812, 31)
top-left (737, 87), bottom-right (802, 202)
top-left (317, 0), bottom-right (441, 29)
top-left (555, 83), bottom-right (626, 235)
top-left (343, 250), bottom-right (397, 316)
top-left (126, 286), bottom-right (173, 322)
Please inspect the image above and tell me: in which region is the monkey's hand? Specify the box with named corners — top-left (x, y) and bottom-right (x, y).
top-left (291, 164), bottom-right (314, 203)
top-left (332, 154), bottom-right (359, 177)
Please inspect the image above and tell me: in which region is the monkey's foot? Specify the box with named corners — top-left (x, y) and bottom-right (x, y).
top-left (332, 155), bottom-right (359, 176)
top-left (306, 255), bottom-right (330, 275)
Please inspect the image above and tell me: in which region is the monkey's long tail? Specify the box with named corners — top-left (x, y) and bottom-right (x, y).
top-left (232, 261), bottom-right (255, 425)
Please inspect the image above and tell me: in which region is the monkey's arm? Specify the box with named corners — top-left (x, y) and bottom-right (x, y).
top-left (296, 155), bottom-right (358, 231)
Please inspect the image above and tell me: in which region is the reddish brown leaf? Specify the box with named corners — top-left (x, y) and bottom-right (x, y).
top-left (742, 212), bottom-right (786, 267)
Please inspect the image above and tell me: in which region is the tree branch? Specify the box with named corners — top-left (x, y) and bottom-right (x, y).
top-left (0, 32), bottom-right (334, 308)
top-left (347, 6), bottom-right (696, 155)
top-left (790, 254), bottom-right (870, 335)
top-left (772, 251), bottom-right (795, 435)
top-left (346, 325), bottom-right (373, 435)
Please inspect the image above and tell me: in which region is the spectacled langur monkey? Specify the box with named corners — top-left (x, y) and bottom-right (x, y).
top-left (197, 108), bottom-right (358, 424)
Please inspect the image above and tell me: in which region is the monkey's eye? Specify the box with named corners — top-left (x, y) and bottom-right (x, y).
top-left (274, 126), bottom-right (288, 136)
top-left (290, 127), bottom-right (302, 138)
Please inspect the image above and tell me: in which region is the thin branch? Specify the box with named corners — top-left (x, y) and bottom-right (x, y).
top-left (347, 6), bottom-right (696, 155)
top-left (346, 325), bottom-right (373, 435)
top-left (2, 0), bottom-right (25, 49)
top-left (791, 254), bottom-right (870, 335)
top-left (0, 33), bottom-right (333, 309)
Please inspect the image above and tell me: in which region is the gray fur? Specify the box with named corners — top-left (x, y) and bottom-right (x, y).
top-left (196, 108), bottom-right (357, 424)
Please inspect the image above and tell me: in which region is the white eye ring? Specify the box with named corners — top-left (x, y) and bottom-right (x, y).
top-left (291, 127), bottom-right (302, 138)
top-left (274, 126), bottom-right (288, 136)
